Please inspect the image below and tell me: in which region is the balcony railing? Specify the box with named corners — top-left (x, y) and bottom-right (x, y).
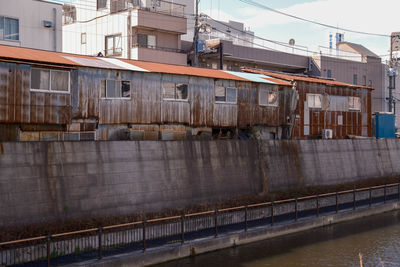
top-left (110, 0), bottom-right (185, 17)
top-left (133, 43), bottom-right (186, 54)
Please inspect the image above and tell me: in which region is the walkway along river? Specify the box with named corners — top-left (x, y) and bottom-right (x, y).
top-left (156, 209), bottom-right (400, 267)
top-left (1, 183), bottom-right (400, 266)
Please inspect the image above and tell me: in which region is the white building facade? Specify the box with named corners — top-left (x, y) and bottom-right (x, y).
top-left (0, 0), bottom-right (62, 51)
top-left (63, 0), bottom-right (192, 65)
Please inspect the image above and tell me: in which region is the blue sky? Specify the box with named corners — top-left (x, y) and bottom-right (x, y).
top-left (199, 0), bottom-right (400, 60)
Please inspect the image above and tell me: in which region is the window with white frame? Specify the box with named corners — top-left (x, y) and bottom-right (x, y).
top-left (31, 68), bottom-right (70, 93)
top-left (259, 89), bottom-right (278, 106)
top-left (103, 80), bottom-right (131, 98)
top-left (349, 96), bottom-right (361, 110)
top-left (0, 16), bottom-right (19, 41)
top-left (163, 82), bottom-right (188, 100)
top-left (215, 86), bottom-right (237, 104)
top-left (307, 94), bottom-right (322, 108)
top-left (105, 34), bottom-right (122, 56)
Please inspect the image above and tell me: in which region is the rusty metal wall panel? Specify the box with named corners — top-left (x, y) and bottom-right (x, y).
top-left (213, 104), bottom-right (237, 127)
top-left (0, 63), bottom-right (71, 125)
top-left (189, 76), bottom-right (213, 126)
top-left (292, 81), bottom-right (371, 139)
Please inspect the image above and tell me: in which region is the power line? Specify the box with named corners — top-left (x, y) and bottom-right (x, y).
top-left (238, 0), bottom-right (391, 38)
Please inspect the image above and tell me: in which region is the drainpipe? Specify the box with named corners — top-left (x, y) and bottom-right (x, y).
top-left (53, 8), bottom-right (57, 51)
top-left (219, 42), bottom-right (223, 70)
top-left (127, 9), bottom-right (132, 60)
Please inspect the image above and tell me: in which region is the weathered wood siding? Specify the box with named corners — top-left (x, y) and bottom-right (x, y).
top-left (292, 81), bottom-right (371, 139)
top-left (75, 67), bottom-right (286, 128)
top-left (0, 62), bottom-right (71, 125)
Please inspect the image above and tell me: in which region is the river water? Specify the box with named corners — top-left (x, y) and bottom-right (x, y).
top-left (156, 210), bottom-right (400, 267)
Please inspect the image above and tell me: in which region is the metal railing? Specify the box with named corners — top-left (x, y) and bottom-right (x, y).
top-left (1, 183), bottom-right (399, 266)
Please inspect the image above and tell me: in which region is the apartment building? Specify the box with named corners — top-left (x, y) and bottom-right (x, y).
top-left (62, 0), bottom-right (191, 65)
top-left (0, 0), bottom-right (62, 51)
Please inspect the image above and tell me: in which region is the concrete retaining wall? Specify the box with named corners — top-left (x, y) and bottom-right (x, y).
top-left (261, 139), bottom-right (400, 191)
top-left (1, 139), bottom-right (400, 228)
top-left (0, 141), bottom-right (261, 227)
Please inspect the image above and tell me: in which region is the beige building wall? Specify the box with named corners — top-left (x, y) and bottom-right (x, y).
top-left (0, 0), bottom-right (62, 51)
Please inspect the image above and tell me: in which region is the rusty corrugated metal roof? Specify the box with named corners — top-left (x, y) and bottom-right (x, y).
top-left (0, 45), bottom-right (287, 85)
top-left (243, 68), bottom-right (374, 90)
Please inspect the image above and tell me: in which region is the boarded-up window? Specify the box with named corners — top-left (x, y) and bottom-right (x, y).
top-left (104, 80), bottom-right (131, 98)
top-left (31, 68), bottom-right (69, 93)
top-left (163, 82), bottom-right (188, 100)
top-left (215, 86), bottom-right (237, 104)
top-left (259, 89), bottom-right (278, 106)
top-left (307, 94), bottom-right (322, 108)
top-left (349, 96), bottom-right (361, 111)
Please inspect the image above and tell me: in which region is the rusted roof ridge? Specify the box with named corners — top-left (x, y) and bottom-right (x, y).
top-left (243, 68), bottom-right (374, 90)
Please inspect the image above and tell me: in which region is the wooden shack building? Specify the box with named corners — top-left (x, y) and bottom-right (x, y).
top-left (0, 45), bottom-right (299, 141)
top-left (244, 69), bottom-right (373, 139)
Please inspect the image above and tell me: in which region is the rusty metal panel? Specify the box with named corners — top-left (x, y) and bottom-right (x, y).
top-left (189, 76), bottom-right (213, 127)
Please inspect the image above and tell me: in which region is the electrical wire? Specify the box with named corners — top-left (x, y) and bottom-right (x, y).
top-left (238, 0), bottom-right (391, 38)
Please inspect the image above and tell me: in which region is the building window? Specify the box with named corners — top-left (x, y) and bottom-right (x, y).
top-left (103, 80), bottom-right (131, 98)
top-left (31, 68), bottom-right (70, 93)
top-left (151, 0), bottom-right (161, 7)
top-left (259, 89), bottom-right (278, 106)
top-left (353, 74), bottom-right (358, 85)
top-left (0, 16), bottom-right (19, 41)
top-left (307, 94), bottom-right (322, 108)
top-left (362, 75), bottom-right (367, 86)
top-left (97, 0), bottom-right (107, 10)
top-left (137, 34), bottom-right (156, 49)
top-left (163, 82), bottom-right (188, 100)
top-left (349, 96), bottom-right (361, 111)
top-left (215, 86), bottom-right (237, 104)
top-left (327, 69), bottom-right (332, 78)
top-left (105, 34), bottom-right (122, 56)
top-left (81, 33), bottom-right (87, 44)
top-left (62, 5), bottom-right (76, 25)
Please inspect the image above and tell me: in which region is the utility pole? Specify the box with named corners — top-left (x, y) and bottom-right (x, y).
top-left (193, 0), bottom-right (199, 66)
top-left (389, 32), bottom-right (400, 112)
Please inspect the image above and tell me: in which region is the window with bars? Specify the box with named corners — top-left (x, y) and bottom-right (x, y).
top-left (215, 86), bottom-right (237, 104)
top-left (163, 82), bottom-right (188, 100)
top-left (259, 89), bottom-right (278, 106)
top-left (31, 68), bottom-right (70, 93)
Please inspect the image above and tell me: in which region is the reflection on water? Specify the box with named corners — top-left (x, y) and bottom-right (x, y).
top-left (155, 211), bottom-right (400, 267)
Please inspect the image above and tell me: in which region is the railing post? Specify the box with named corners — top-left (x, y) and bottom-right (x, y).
top-left (98, 226), bottom-right (102, 260)
top-left (384, 184), bottom-right (387, 203)
top-left (316, 195), bottom-right (319, 217)
top-left (369, 187), bottom-right (372, 207)
top-left (46, 235), bottom-right (51, 267)
top-left (142, 220), bottom-right (146, 252)
top-left (214, 209), bottom-right (218, 237)
top-left (295, 198), bottom-right (298, 221)
top-left (271, 201), bottom-right (274, 226)
top-left (244, 206), bottom-right (248, 231)
top-left (353, 189), bottom-right (356, 210)
top-left (181, 215), bottom-right (185, 244)
top-left (335, 192), bottom-right (339, 213)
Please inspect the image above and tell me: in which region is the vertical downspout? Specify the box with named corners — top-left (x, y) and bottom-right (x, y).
top-left (127, 9), bottom-right (132, 60)
top-left (53, 8), bottom-right (57, 51)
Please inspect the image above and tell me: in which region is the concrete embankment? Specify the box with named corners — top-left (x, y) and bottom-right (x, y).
top-left (1, 139), bottom-right (400, 227)
top-left (70, 201), bottom-right (400, 267)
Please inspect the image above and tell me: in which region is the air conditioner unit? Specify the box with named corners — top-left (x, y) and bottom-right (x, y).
top-left (322, 129), bottom-right (333, 139)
